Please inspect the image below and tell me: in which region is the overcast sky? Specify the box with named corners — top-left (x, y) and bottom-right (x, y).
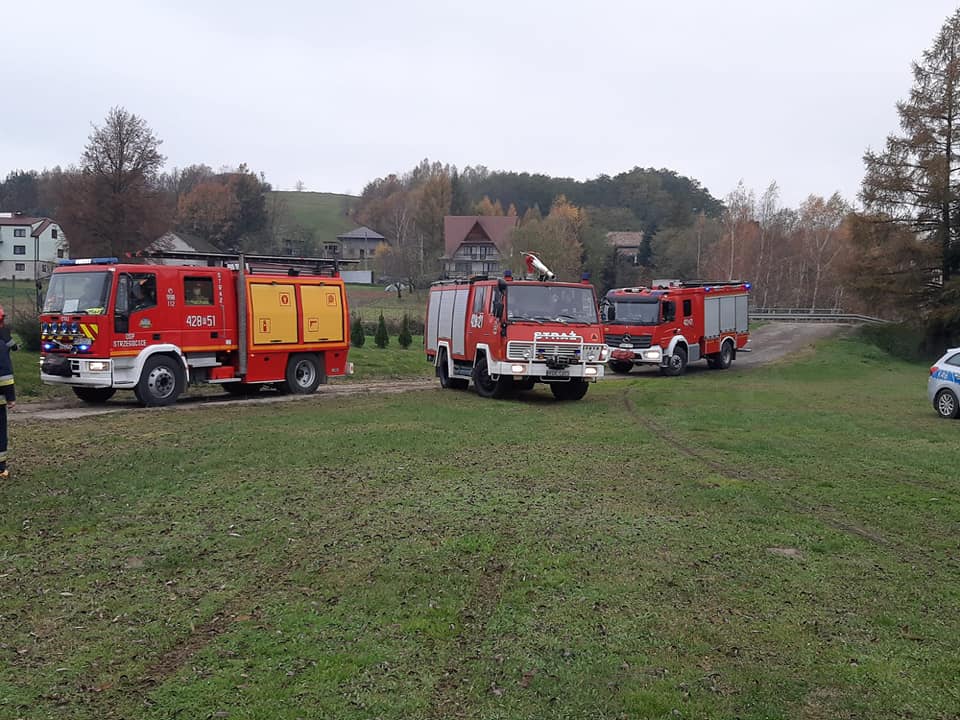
top-left (3, 1), bottom-right (958, 208)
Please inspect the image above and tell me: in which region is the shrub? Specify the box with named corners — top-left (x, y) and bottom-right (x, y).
top-left (374, 312), bottom-right (389, 349)
top-left (350, 315), bottom-right (366, 348)
top-left (398, 314), bottom-right (412, 349)
top-left (859, 323), bottom-right (927, 362)
top-left (10, 311), bottom-right (41, 352)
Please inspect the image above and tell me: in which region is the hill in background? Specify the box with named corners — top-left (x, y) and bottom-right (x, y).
top-left (269, 190), bottom-right (359, 242)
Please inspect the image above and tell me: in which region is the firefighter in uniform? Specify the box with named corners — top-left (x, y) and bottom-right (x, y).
top-left (0, 306), bottom-right (15, 479)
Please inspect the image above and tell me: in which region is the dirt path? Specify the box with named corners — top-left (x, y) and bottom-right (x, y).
top-left (12, 323), bottom-right (847, 421)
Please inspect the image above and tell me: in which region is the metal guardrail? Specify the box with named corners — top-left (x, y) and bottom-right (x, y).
top-left (749, 308), bottom-right (890, 324)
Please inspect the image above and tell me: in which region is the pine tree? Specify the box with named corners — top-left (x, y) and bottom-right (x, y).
top-left (398, 313), bottom-right (412, 349)
top-left (374, 312), bottom-right (389, 349)
top-left (350, 315), bottom-right (365, 348)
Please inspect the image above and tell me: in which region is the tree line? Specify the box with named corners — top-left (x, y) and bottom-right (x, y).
top-left (5, 5), bottom-right (960, 349)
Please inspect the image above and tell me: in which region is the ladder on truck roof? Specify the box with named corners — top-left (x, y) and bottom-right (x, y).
top-left (127, 249), bottom-right (359, 277)
top-left (651, 279), bottom-right (749, 289)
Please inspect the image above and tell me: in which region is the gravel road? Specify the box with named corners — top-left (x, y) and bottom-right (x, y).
top-left (12, 323), bottom-right (848, 422)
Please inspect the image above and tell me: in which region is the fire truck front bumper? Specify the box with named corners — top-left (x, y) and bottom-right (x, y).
top-left (490, 359), bottom-right (606, 380)
top-left (610, 346), bottom-right (663, 365)
top-left (41, 355), bottom-right (115, 388)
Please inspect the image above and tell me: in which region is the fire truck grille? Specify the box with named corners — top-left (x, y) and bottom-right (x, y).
top-left (507, 341), bottom-right (606, 363)
top-left (605, 333), bottom-right (652, 349)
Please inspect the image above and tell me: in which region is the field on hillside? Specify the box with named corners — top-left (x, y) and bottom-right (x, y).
top-left (346, 285), bottom-right (428, 324)
top-left (2, 337), bottom-right (959, 719)
top-left (271, 191), bottom-right (358, 241)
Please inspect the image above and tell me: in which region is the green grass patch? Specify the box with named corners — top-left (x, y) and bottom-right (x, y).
top-left (269, 191), bottom-right (358, 240)
top-left (2, 336), bottom-right (959, 718)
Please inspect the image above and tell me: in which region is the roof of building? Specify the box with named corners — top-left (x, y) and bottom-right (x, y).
top-left (0, 214), bottom-right (43, 227)
top-left (606, 231), bottom-right (645, 249)
top-left (155, 231), bottom-right (223, 254)
top-left (443, 215), bottom-right (518, 257)
top-left (337, 226), bottom-right (386, 242)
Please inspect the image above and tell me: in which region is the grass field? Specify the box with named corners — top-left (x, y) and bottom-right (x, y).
top-left (2, 336), bottom-right (959, 719)
top-left (346, 285), bottom-right (429, 325)
top-left (270, 191), bottom-right (359, 242)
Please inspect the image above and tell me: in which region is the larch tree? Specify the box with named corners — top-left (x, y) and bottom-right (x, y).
top-left (861, 9), bottom-right (960, 283)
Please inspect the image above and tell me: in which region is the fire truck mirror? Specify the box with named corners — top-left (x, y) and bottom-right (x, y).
top-left (662, 300), bottom-right (676, 323)
top-left (114, 275), bottom-right (131, 333)
top-left (600, 300), bottom-right (613, 322)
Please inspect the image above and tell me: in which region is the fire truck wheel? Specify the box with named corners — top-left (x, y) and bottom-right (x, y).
top-left (661, 346), bottom-right (688, 377)
top-left (550, 380), bottom-right (589, 401)
top-left (438, 351), bottom-right (469, 390)
top-left (472, 356), bottom-right (512, 399)
top-left (72, 386), bottom-right (117, 404)
top-left (609, 360), bottom-right (633, 375)
top-left (283, 353), bottom-right (323, 394)
top-left (718, 341), bottom-right (734, 370)
top-left (137, 355), bottom-right (185, 406)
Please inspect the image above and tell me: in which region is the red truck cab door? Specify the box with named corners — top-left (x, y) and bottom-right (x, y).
top-left (113, 271), bottom-right (182, 353)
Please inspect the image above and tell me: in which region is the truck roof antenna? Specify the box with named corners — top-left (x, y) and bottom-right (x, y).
top-left (522, 252), bottom-right (555, 281)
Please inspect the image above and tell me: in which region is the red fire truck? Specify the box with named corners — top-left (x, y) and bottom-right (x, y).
top-left (425, 253), bottom-right (609, 400)
top-left (601, 280), bottom-right (750, 375)
top-left (39, 251), bottom-right (352, 406)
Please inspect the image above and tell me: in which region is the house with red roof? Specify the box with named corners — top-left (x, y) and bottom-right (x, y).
top-left (442, 215), bottom-right (518, 278)
top-left (0, 212), bottom-right (68, 279)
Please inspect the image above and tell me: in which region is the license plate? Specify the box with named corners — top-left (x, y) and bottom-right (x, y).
top-left (545, 368), bottom-right (569, 377)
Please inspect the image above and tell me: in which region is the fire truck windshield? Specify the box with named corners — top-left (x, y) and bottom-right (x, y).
top-left (43, 271), bottom-right (112, 315)
top-left (609, 300), bottom-right (661, 325)
top-left (506, 285), bottom-right (598, 324)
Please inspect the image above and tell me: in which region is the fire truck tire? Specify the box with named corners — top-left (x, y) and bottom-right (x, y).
top-left (72, 386), bottom-right (116, 404)
top-left (137, 355), bottom-right (185, 406)
top-left (550, 380), bottom-right (589, 401)
top-left (472, 356), bottom-right (512, 399)
top-left (661, 346), bottom-right (688, 377)
top-left (438, 351), bottom-right (469, 390)
top-left (718, 340), bottom-right (734, 369)
top-left (609, 360), bottom-right (633, 374)
top-left (282, 353), bottom-right (322, 394)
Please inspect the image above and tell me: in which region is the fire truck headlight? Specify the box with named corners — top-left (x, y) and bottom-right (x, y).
top-left (87, 361), bottom-right (110, 372)
top-left (510, 364), bottom-right (526, 374)
top-left (643, 350), bottom-right (661, 360)
top-left (599, 346), bottom-right (609, 361)
top-left (522, 350), bottom-right (531, 360)
top-left (584, 366), bottom-right (598, 376)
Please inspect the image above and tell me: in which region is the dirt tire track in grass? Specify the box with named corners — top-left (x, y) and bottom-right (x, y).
top-left (429, 558), bottom-right (507, 719)
top-left (621, 393), bottom-right (901, 554)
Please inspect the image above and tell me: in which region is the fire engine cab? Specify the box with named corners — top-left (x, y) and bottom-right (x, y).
top-left (425, 253), bottom-right (608, 400)
top-left (39, 251), bottom-right (352, 406)
top-left (602, 280), bottom-right (750, 376)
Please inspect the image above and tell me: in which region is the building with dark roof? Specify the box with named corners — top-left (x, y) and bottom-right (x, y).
top-left (442, 215), bottom-right (518, 278)
top-left (0, 212), bottom-right (68, 279)
top-left (336, 226), bottom-right (387, 266)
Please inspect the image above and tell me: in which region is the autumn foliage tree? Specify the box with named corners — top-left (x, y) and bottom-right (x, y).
top-left (55, 107), bottom-right (170, 256)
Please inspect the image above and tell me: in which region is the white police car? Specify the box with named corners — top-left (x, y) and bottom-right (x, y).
top-left (929, 348), bottom-right (960, 418)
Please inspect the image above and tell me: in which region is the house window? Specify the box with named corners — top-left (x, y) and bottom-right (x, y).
top-left (41, 264), bottom-right (50, 273)
top-left (359, 249), bottom-right (365, 259)
top-left (14, 245), bottom-right (26, 255)
top-left (14, 263), bottom-right (25, 272)
top-left (57, 249), bottom-right (65, 258)
top-left (52, 228), bottom-right (58, 239)
top-left (13, 228), bottom-right (26, 237)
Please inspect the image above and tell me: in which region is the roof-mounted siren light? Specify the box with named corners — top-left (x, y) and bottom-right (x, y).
top-left (522, 252), bottom-right (555, 281)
